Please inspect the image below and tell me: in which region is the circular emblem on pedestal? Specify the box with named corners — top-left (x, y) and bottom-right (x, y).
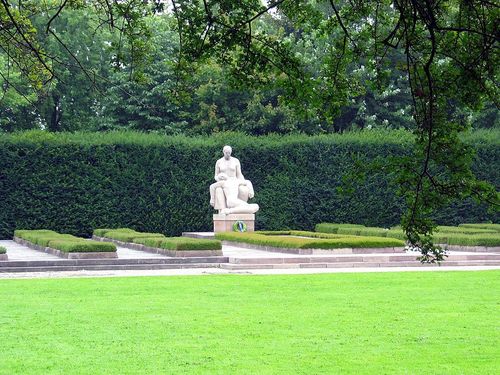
top-left (233, 220), bottom-right (247, 232)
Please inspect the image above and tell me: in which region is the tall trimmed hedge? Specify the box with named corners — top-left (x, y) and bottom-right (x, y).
top-left (0, 130), bottom-right (498, 239)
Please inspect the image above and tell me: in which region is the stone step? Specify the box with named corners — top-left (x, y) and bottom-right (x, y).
top-left (442, 245), bottom-right (500, 253)
top-left (220, 260), bottom-right (500, 270)
top-left (222, 241), bottom-right (406, 254)
top-left (228, 253), bottom-right (500, 265)
top-left (0, 263), bottom-right (221, 273)
top-left (0, 256), bottom-right (228, 268)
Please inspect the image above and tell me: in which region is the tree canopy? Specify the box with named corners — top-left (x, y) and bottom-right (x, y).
top-left (0, 0), bottom-right (498, 261)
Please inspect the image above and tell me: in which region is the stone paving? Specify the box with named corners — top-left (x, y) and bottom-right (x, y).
top-left (1, 240), bottom-right (60, 260)
top-left (0, 266), bottom-right (499, 279)
top-left (0, 239), bottom-right (170, 261)
top-left (0, 239), bottom-right (499, 279)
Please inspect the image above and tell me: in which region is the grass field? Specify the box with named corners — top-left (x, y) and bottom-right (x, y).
top-left (0, 271), bottom-right (498, 374)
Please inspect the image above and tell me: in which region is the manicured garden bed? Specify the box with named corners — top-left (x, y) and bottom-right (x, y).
top-left (93, 228), bottom-right (223, 257)
top-left (215, 231), bottom-right (405, 254)
top-left (315, 223), bottom-right (407, 240)
top-left (0, 246), bottom-right (7, 260)
top-left (459, 223), bottom-right (500, 231)
top-left (315, 223), bottom-right (500, 251)
top-left (14, 230), bottom-right (117, 259)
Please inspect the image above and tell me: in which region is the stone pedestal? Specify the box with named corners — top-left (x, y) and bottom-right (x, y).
top-left (213, 214), bottom-right (255, 233)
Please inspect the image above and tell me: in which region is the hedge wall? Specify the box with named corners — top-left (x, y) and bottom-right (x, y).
top-left (0, 129), bottom-right (498, 239)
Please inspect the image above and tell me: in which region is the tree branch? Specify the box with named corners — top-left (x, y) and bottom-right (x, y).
top-left (46, 0), bottom-right (70, 34)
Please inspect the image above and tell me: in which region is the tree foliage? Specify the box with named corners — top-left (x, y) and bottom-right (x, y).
top-left (0, 0), bottom-right (498, 261)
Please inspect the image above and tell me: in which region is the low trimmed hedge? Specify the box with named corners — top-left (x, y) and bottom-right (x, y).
top-left (384, 230), bottom-right (407, 240)
top-left (458, 224), bottom-right (500, 232)
top-left (215, 232), bottom-right (405, 249)
top-left (101, 230), bottom-right (166, 243)
top-left (93, 228), bottom-right (136, 237)
top-left (316, 223), bottom-right (500, 246)
top-left (256, 230), bottom-right (351, 239)
top-left (155, 237), bottom-right (221, 251)
top-left (314, 223), bottom-right (366, 234)
top-left (15, 229), bottom-right (117, 253)
top-left (97, 228), bottom-right (221, 250)
top-left (434, 226), bottom-right (497, 234)
top-left (47, 240), bottom-right (117, 253)
top-left (0, 246), bottom-right (6, 254)
top-left (446, 234), bottom-right (500, 247)
top-left (325, 226), bottom-right (407, 240)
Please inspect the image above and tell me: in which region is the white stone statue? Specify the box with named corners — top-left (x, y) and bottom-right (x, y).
top-left (209, 145), bottom-right (259, 215)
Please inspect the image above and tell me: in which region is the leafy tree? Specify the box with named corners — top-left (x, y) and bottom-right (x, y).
top-left (169, 0), bottom-right (499, 262)
top-left (0, 0), bottom-right (498, 261)
top-left (0, 54), bottom-right (40, 131)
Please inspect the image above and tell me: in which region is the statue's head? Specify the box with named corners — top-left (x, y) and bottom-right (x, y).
top-left (223, 145), bottom-right (232, 160)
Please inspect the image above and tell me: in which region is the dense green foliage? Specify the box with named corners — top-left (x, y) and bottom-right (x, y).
top-left (1, 1), bottom-right (498, 262)
top-left (1, 3), bottom-right (497, 135)
top-left (14, 229), bottom-right (117, 253)
top-left (215, 232), bottom-right (405, 249)
top-left (0, 246), bottom-right (6, 254)
top-left (1, 130), bottom-right (497, 239)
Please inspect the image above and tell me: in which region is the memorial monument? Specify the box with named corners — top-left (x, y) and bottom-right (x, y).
top-left (210, 145), bottom-right (259, 232)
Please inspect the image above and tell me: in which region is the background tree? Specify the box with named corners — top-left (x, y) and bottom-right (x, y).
top-left (0, 0), bottom-right (498, 261)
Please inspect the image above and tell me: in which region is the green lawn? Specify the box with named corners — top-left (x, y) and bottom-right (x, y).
top-left (0, 271), bottom-right (498, 374)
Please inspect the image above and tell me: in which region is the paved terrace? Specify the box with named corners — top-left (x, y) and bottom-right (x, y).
top-left (0, 239), bottom-right (499, 279)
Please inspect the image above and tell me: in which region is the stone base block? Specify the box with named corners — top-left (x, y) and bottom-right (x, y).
top-left (213, 214), bottom-right (255, 233)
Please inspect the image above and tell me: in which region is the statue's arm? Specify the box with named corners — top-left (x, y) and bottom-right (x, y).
top-left (235, 159), bottom-right (245, 181)
top-left (214, 160), bottom-right (221, 181)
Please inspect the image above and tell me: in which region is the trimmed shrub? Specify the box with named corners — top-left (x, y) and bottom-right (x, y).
top-left (458, 223), bottom-right (500, 232)
top-left (317, 223), bottom-right (500, 242)
top-left (435, 226), bottom-right (497, 234)
top-left (32, 234), bottom-right (80, 247)
top-left (314, 223), bottom-right (366, 234)
top-left (358, 228), bottom-right (389, 237)
top-left (156, 237), bottom-right (222, 251)
top-left (135, 237), bottom-right (166, 248)
top-left (216, 232), bottom-right (405, 249)
top-left (446, 234), bottom-right (500, 247)
top-left (385, 230), bottom-right (407, 240)
top-left (257, 230), bottom-right (362, 239)
top-left (337, 227), bottom-right (364, 236)
top-left (47, 240), bottom-right (117, 252)
top-left (98, 228), bottom-right (221, 250)
top-left (14, 230), bottom-right (79, 247)
top-left (256, 230), bottom-right (294, 235)
top-left (14, 229), bottom-right (58, 238)
top-left (1, 130), bottom-right (497, 239)
top-left (102, 230), bottom-right (166, 243)
top-left (15, 229), bottom-right (117, 253)
top-left (0, 246), bottom-right (6, 254)
top-left (93, 228), bottom-right (135, 237)
top-left (137, 236), bottom-right (222, 250)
